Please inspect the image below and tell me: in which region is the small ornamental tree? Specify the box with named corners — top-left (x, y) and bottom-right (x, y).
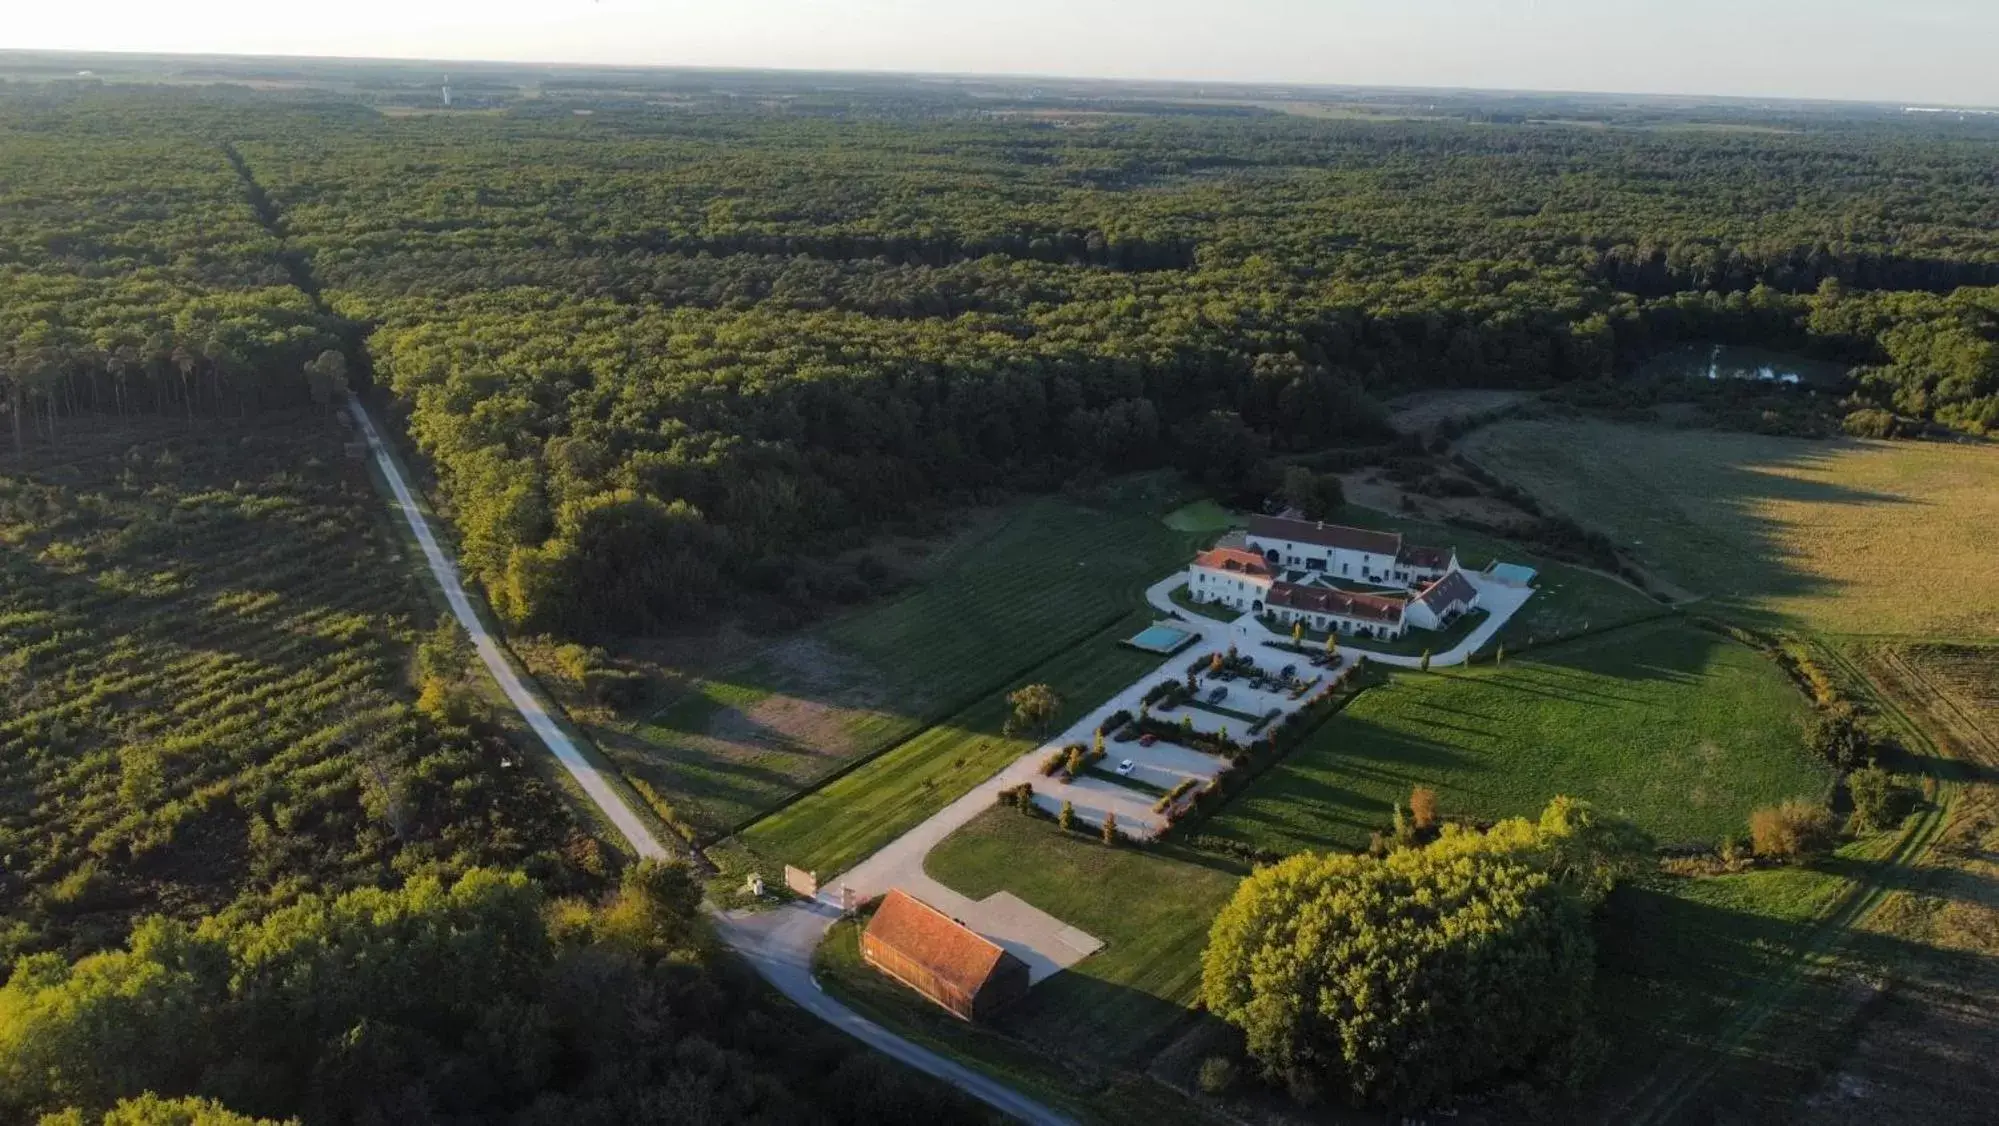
top-left (1059, 801), bottom-right (1076, 832)
top-left (1101, 810), bottom-right (1120, 845)
top-left (1202, 847), bottom-right (1594, 1111)
top-left (1495, 644), bottom-right (1504, 665)
top-left (1292, 621), bottom-right (1304, 645)
top-left (1408, 786), bottom-right (1439, 831)
top-left (1004, 683), bottom-right (1062, 738)
top-left (1418, 649), bottom-right (1432, 672)
top-left (1390, 802), bottom-right (1416, 849)
top-left (1324, 633), bottom-right (1337, 660)
top-left (1093, 728), bottom-right (1106, 757)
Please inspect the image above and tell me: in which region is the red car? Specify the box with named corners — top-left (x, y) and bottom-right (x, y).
top-left (1139, 733), bottom-right (1159, 747)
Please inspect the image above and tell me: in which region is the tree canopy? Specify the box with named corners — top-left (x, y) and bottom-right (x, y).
top-left (1202, 846), bottom-right (1594, 1110)
top-left (1, 864), bottom-right (986, 1125)
top-left (1201, 797), bottom-right (1647, 1109)
top-left (4, 83), bottom-right (1996, 634)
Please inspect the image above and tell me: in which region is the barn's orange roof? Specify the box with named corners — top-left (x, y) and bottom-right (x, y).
top-left (864, 890), bottom-right (1020, 997)
top-left (1191, 546), bottom-right (1273, 578)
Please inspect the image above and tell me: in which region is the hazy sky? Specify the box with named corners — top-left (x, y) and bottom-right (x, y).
top-left (11, 1), bottom-right (1996, 107)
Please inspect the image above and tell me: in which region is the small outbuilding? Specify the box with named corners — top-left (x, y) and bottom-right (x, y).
top-left (861, 889), bottom-right (1030, 1021)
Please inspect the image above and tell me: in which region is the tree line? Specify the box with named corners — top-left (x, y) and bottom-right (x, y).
top-left (3, 86), bottom-right (1995, 633)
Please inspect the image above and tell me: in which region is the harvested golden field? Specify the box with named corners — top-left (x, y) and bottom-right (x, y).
top-left (1461, 420), bottom-right (1999, 637)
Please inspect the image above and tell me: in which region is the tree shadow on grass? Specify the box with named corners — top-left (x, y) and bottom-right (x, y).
top-left (1589, 865), bottom-right (1999, 1123)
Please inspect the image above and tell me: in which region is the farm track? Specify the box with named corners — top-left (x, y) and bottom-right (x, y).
top-left (1616, 637), bottom-right (1962, 1126)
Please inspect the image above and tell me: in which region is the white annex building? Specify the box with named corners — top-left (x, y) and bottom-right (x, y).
top-left (1243, 515), bottom-right (1456, 587)
top-left (1186, 515), bottom-right (1482, 641)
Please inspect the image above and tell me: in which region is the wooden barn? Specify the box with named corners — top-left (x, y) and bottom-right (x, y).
top-left (860, 889), bottom-right (1030, 1021)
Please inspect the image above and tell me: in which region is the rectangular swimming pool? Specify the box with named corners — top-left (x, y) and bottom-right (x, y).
top-left (1125, 622), bottom-right (1197, 654)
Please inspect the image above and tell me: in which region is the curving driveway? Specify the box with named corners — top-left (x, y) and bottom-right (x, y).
top-left (349, 400), bottom-right (1076, 1126)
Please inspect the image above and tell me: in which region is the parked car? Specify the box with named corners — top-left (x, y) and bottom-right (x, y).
top-left (1114, 727), bottom-right (1139, 742)
top-left (1209, 686), bottom-right (1228, 703)
top-left (1116, 759), bottom-right (1136, 776)
top-left (1139, 733), bottom-right (1159, 747)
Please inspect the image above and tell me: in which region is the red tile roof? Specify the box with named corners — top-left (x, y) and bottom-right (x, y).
top-left (863, 890), bottom-right (1021, 999)
top-left (1415, 570), bottom-right (1479, 611)
top-left (1191, 546), bottom-right (1274, 578)
top-left (1397, 544), bottom-right (1453, 571)
top-left (1268, 582), bottom-right (1405, 625)
top-left (1247, 515), bottom-right (1402, 557)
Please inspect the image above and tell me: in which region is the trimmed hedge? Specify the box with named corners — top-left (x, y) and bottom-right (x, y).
top-left (1169, 659), bottom-right (1381, 844)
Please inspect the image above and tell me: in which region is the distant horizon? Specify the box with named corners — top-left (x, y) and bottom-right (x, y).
top-left (9, 46), bottom-right (1999, 114)
top-left (8, 2), bottom-right (1997, 109)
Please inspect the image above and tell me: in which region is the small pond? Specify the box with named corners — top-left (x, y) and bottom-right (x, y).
top-left (1637, 344), bottom-right (1848, 389)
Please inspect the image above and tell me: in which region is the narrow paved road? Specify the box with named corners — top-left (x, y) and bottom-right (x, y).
top-left (348, 399), bottom-right (1075, 1126)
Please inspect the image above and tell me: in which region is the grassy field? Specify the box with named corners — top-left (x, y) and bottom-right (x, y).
top-left (1584, 854), bottom-right (1878, 1121)
top-left (0, 415), bottom-right (577, 958)
top-left (738, 610), bottom-right (1171, 876)
top-left (1460, 420), bottom-right (1999, 636)
top-left (1202, 618), bottom-right (1829, 855)
top-left (1161, 499), bottom-right (1238, 533)
top-left (925, 808), bottom-right (1248, 1064)
top-left (551, 493), bottom-right (1198, 838)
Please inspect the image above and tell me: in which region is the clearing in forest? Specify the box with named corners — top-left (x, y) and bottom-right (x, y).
top-left (1460, 419), bottom-right (1999, 637)
top-left (549, 494), bottom-right (1198, 840)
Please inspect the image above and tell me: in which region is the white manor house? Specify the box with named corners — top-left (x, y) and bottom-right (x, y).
top-left (1187, 515), bottom-right (1482, 641)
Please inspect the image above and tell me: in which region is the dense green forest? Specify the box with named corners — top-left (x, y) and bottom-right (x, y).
top-left (3, 63), bottom-right (1997, 1123)
top-left (2, 862), bottom-right (992, 1124)
top-left (3, 81), bottom-right (1996, 639)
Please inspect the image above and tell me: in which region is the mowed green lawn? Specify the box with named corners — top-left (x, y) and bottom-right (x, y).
top-left (597, 495), bottom-right (1196, 836)
top-left (737, 611), bottom-right (1170, 877)
top-left (1204, 619), bottom-right (1830, 855)
top-left (925, 808), bottom-right (1248, 1064)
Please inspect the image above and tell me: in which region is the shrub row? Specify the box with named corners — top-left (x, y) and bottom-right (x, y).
top-left (1169, 659), bottom-right (1377, 844)
top-left (1186, 834), bottom-right (1286, 866)
top-left (1153, 778), bottom-right (1200, 813)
